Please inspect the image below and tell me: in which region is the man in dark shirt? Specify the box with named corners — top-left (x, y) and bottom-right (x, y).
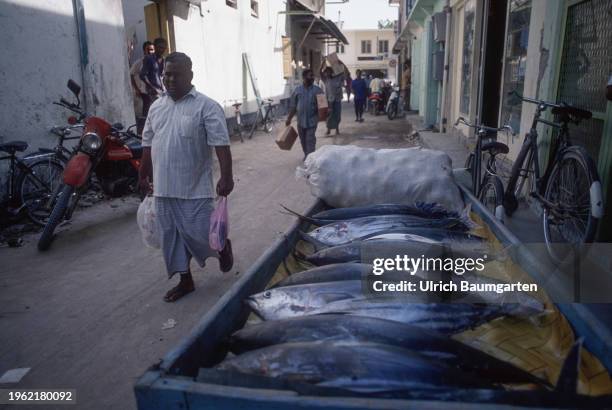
top-left (351, 69), bottom-right (367, 122)
top-left (140, 37), bottom-right (167, 101)
top-left (285, 69), bottom-right (324, 159)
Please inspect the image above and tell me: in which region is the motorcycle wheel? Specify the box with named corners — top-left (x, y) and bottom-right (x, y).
top-left (387, 103), bottom-right (397, 120)
top-left (38, 184), bottom-right (74, 251)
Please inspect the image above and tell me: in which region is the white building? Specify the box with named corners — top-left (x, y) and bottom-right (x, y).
top-left (327, 28), bottom-right (398, 83)
top-left (123, 0), bottom-right (346, 119)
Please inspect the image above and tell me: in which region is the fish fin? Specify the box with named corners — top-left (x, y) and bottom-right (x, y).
top-left (293, 248), bottom-right (309, 262)
top-left (280, 205), bottom-right (322, 226)
top-left (555, 338), bottom-right (583, 394)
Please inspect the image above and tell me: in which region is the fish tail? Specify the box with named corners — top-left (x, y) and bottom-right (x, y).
top-left (460, 203), bottom-right (480, 230)
top-left (555, 338), bottom-right (582, 393)
top-left (280, 205), bottom-right (321, 226)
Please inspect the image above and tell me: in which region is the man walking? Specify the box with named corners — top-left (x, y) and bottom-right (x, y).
top-left (351, 69), bottom-right (367, 122)
top-left (130, 41), bottom-right (154, 133)
top-left (140, 37), bottom-right (167, 110)
top-left (320, 64), bottom-right (345, 136)
top-left (139, 52), bottom-right (234, 302)
top-left (401, 60), bottom-right (412, 111)
top-left (285, 69), bottom-right (324, 159)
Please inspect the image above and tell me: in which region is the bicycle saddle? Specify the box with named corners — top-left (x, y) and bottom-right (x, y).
top-left (481, 140), bottom-right (509, 156)
top-left (0, 140), bottom-right (28, 154)
top-left (231, 102), bottom-right (242, 108)
top-left (552, 103), bottom-right (592, 121)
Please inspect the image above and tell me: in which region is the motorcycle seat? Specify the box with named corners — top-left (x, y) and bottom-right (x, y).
top-left (481, 141), bottom-right (509, 156)
top-left (0, 140), bottom-right (28, 154)
top-left (128, 142), bottom-right (143, 159)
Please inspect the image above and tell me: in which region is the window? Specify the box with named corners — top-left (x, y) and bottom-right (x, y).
top-left (500, 0), bottom-right (532, 133)
top-left (378, 40), bottom-right (389, 54)
top-left (361, 40), bottom-right (372, 54)
top-left (460, 0), bottom-right (475, 115)
top-left (250, 0), bottom-right (259, 17)
top-left (226, 0), bottom-right (237, 9)
top-left (335, 43), bottom-right (345, 54)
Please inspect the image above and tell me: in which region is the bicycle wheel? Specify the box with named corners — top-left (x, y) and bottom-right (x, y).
top-left (478, 176), bottom-right (505, 222)
top-left (17, 157), bottom-right (65, 226)
top-left (263, 107), bottom-right (275, 133)
top-left (38, 184), bottom-right (74, 251)
top-left (542, 147), bottom-right (601, 262)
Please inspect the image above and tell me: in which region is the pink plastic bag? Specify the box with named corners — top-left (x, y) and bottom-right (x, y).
top-left (209, 196), bottom-right (229, 251)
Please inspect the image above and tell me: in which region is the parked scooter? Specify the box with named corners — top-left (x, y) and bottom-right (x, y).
top-left (38, 80), bottom-right (142, 251)
top-left (386, 85), bottom-right (401, 120)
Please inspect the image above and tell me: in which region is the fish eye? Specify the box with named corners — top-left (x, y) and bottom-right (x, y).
top-left (264, 291), bottom-right (271, 299)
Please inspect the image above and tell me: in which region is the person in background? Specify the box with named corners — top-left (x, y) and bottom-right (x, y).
top-left (401, 60), bottom-right (412, 111)
top-left (140, 37), bottom-right (167, 107)
top-left (285, 69), bottom-right (324, 159)
top-left (139, 52), bottom-right (234, 302)
top-left (345, 72), bottom-right (352, 102)
top-left (320, 62), bottom-right (346, 136)
top-left (130, 41), bottom-right (154, 133)
top-left (351, 69), bottom-right (367, 122)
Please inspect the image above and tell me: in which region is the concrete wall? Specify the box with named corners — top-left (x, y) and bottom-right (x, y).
top-left (122, 0), bottom-right (154, 65)
top-left (337, 29), bottom-right (397, 82)
top-left (166, 0), bottom-right (290, 116)
top-left (0, 0), bottom-right (135, 149)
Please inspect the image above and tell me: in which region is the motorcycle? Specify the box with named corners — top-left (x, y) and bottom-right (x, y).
top-left (368, 92), bottom-right (385, 116)
top-left (386, 86), bottom-right (401, 120)
top-left (38, 79), bottom-right (142, 251)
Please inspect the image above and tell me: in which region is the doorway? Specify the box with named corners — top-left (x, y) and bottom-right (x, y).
top-left (480, 0), bottom-right (508, 127)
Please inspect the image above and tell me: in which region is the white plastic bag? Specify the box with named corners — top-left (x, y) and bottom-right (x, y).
top-left (296, 145), bottom-right (464, 213)
top-left (137, 195), bottom-right (161, 249)
top-left (209, 196), bottom-right (229, 251)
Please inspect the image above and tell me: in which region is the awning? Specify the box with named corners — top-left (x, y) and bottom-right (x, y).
top-left (392, 0), bottom-right (435, 53)
top-left (290, 0), bottom-right (349, 45)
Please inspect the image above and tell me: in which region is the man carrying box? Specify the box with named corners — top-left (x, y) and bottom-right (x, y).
top-left (285, 69), bottom-right (324, 159)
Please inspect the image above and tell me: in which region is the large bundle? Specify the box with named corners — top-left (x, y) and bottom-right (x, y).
top-left (296, 145), bottom-right (464, 213)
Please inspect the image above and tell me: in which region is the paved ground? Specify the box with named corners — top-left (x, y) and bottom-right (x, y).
top-left (0, 102), bottom-right (417, 409)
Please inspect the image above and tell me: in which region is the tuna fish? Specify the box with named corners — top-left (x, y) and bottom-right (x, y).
top-left (217, 341), bottom-right (496, 392)
top-left (301, 238), bottom-right (484, 266)
top-left (272, 263), bottom-right (373, 288)
top-left (300, 215), bottom-right (471, 248)
top-left (282, 202), bottom-right (476, 229)
top-left (305, 297), bottom-right (531, 334)
top-left (246, 281), bottom-right (366, 320)
top-left (228, 314), bottom-right (551, 387)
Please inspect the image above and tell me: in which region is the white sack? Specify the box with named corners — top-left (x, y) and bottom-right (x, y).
top-left (296, 145), bottom-right (464, 212)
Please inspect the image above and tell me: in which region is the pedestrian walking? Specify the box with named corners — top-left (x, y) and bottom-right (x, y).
top-left (285, 69), bottom-right (324, 160)
top-left (139, 52), bottom-right (234, 303)
top-left (130, 41), bottom-right (155, 133)
top-left (401, 60), bottom-right (412, 111)
top-left (320, 63), bottom-right (346, 136)
top-left (140, 37), bottom-right (167, 111)
top-left (345, 73), bottom-right (352, 102)
top-left (351, 69), bottom-right (367, 122)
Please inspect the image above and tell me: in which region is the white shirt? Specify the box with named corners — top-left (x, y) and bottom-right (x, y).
top-left (130, 59), bottom-right (146, 94)
top-left (142, 87), bottom-right (230, 199)
top-left (370, 78), bottom-right (383, 94)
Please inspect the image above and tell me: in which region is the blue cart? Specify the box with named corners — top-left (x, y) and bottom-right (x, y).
top-left (134, 188), bottom-right (611, 409)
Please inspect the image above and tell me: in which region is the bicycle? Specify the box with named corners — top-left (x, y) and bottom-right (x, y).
top-left (502, 91), bottom-right (603, 262)
top-left (0, 140), bottom-right (64, 226)
top-left (228, 99), bottom-right (276, 142)
top-left (456, 117), bottom-right (514, 221)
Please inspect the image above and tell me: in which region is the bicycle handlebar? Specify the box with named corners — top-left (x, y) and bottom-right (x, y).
top-left (455, 117), bottom-right (515, 135)
top-left (507, 90), bottom-right (561, 109)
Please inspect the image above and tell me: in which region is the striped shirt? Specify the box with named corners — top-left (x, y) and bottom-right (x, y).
top-left (142, 87), bottom-right (230, 199)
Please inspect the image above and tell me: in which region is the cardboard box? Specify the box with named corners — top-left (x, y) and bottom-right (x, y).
top-left (276, 125), bottom-right (298, 150)
top-left (316, 94), bottom-right (329, 122)
top-left (326, 52), bottom-right (345, 76)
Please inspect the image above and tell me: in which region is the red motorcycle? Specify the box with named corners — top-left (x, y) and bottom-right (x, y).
top-left (38, 80), bottom-right (142, 251)
top-left (368, 92), bottom-right (385, 116)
